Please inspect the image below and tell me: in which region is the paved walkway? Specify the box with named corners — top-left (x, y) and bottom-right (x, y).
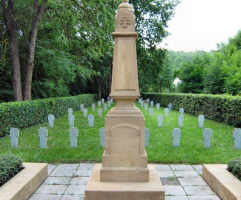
top-left (28, 163), bottom-right (221, 200)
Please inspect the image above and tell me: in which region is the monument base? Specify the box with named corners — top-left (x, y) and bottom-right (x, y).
top-left (85, 164), bottom-right (165, 200)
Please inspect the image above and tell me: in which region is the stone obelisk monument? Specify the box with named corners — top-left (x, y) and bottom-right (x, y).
top-left (85, 0), bottom-right (164, 199)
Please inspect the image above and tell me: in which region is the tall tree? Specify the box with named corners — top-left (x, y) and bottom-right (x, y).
top-left (1, 0), bottom-right (47, 101)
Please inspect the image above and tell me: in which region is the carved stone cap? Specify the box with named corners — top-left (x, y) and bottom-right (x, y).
top-left (115, 1), bottom-right (135, 32)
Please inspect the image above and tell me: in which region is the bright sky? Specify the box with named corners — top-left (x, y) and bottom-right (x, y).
top-left (160, 0), bottom-right (241, 52)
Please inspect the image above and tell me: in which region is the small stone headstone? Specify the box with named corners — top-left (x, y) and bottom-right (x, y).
top-left (101, 98), bottom-right (105, 104)
top-left (172, 128), bottom-right (181, 147)
top-left (92, 104), bottom-right (96, 112)
top-left (10, 128), bottom-right (19, 148)
top-left (157, 115), bottom-right (163, 127)
top-left (178, 114), bottom-right (184, 128)
top-left (156, 103), bottom-right (160, 110)
top-left (98, 101), bottom-right (101, 107)
top-left (144, 103), bottom-right (148, 111)
top-left (38, 127), bottom-right (48, 148)
top-left (48, 114), bottom-right (55, 128)
top-left (80, 104), bottom-right (84, 111)
top-left (98, 108), bottom-right (103, 117)
top-left (168, 103), bottom-right (172, 111)
top-left (69, 115), bottom-right (75, 128)
top-left (68, 108), bottom-right (73, 113)
top-left (179, 108), bottom-right (184, 115)
top-left (150, 101), bottom-right (154, 107)
top-left (99, 128), bottom-right (105, 147)
top-left (233, 128), bottom-right (241, 149)
top-left (145, 128), bottom-right (150, 147)
top-left (70, 127), bottom-right (79, 148)
top-left (149, 108), bottom-right (153, 116)
top-left (203, 128), bottom-right (213, 148)
top-left (147, 98), bottom-right (150, 103)
top-left (83, 109), bottom-right (88, 118)
top-left (164, 108), bottom-right (169, 117)
top-left (107, 101), bottom-right (111, 107)
top-left (141, 101), bottom-right (144, 107)
top-left (198, 115), bottom-right (205, 128)
top-left (104, 103), bottom-right (107, 111)
top-left (88, 114), bottom-right (94, 127)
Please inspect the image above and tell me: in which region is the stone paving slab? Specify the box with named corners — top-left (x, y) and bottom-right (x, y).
top-left (28, 163), bottom-right (221, 200)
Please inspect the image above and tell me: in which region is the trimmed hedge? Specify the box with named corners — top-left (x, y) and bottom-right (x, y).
top-left (0, 94), bottom-right (96, 137)
top-left (0, 154), bottom-right (24, 186)
top-left (227, 157), bottom-right (241, 181)
top-left (142, 93), bottom-right (241, 127)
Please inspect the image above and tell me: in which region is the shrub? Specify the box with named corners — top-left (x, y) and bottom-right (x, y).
top-left (0, 94), bottom-right (96, 137)
top-left (142, 93), bottom-right (241, 127)
top-left (227, 157), bottom-right (241, 181)
top-left (0, 154), bottom-right (24, 186)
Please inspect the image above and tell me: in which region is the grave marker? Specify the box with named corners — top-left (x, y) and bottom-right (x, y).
top-left (98, 108), bottom-right (103, 117)
top-left (164, 108), bottom-right (169, 117)
top-left (203, 128), bottom-right (213, 148)
top-left (149, 108), bottom-right (153, 116)
top-left (198, 115), bottom-right (205, 128)
top-left (157, 115), bottom-right (163, 127)
top-left (83, 109), bottom-right (88, 118)
top-left (38, 127), bottom-right (48, 148)
top-left (144, 103), bottom-right (148, 111)
top-left (70, 127), bottom-right (79, 148)
top-left (10, 128), bottom-right (19, 148)
top-left (104, 103), bottom-right (107, 111)
top-left (156, 103), bottom-right (160, 111)
top-left (150, 101), bottom-right (154, 107)
top-left (178, 114), bottom-right (184, 128)
top-left (88, 115), bottom-right (94, 127)
top-left (92, 104), bottom-right (96, 112)
top-left (48, 114), bottom-right (55, 128)
top-left (172, 128), bottom-right (181, 147)
top-left (69, 115), bottom-right (75, 128)
top-left (168, 103), bottom-right (172, 111)
top-left (99, 128), bottom-right (105, 147)
top-left (179, 108), bottom-right (184, 115)
top-left (233, 128), bottom-right (241, 149)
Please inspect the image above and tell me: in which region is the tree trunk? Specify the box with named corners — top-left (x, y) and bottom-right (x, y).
top-left (23, 0), bottom-right (47, 100)
top-left (10, 33), bottom-right (23, 101)
top-left (1, 0), bottom-right (23, 101)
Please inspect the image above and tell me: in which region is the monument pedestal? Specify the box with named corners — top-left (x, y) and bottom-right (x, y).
top-left (85, 164), bottom-right (164, 200)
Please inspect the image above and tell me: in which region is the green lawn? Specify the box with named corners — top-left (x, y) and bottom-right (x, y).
top-left (0, 103), bottom-right (240, 164)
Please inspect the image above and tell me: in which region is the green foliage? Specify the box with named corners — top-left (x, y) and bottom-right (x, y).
top-left (227, 157), bottom-right (241, 181)
top-left (0, 94), bottom-right (95, 137)
top-left (177, 51), bottom-right (213, 93)
top-left (142, 93), bottom-right (241, 127)
top-left (0, 154), bottom-right (23, 186)
top-left (168, 30), bottom-right (241, 95)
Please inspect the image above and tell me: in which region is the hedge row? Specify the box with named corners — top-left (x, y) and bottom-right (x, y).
top-left (0, 154), bottom-right (23, 186)
top-left (0, 94), bottom-right (96, 137)
top-left (142, 93), bottom-right (241, 127)
top-left (227, 157), bottom-right (241, 181)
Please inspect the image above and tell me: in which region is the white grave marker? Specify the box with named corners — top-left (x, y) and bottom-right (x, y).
top-left (157, 115), bottom-right (163, 127)
top-left (92, 104), bottom-right (96, 112)
top-left (70, 127), bottom-right (79, 148)
top-left (156, 103), bottom-right (160, 110)
top-left (10, 128), bottom-right (19, 148)
top-left (98, 108), bottom-right (103, 117)
top-left (203, 128), bottom-right (213, 148)
top-left (164, 108), bottom-right (169, 117)
top-left (172, 128), bottom-right (181, 147)
top-left (198, 115), bottom-right (205, 128)
top-left (48, 114), bottom-right (55, 128)
top-left (39, 127), bottom-right (48, 148)
top-left (88, 115), bottom-right (94, 127)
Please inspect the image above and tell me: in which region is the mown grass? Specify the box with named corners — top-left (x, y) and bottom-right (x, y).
top-left (0, 103), bottom-right (240, 164)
